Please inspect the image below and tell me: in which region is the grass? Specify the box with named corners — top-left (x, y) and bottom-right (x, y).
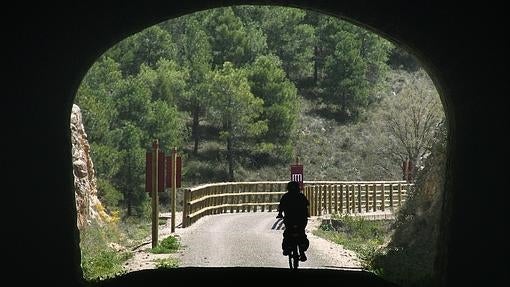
top-left (150, 235), bottom-right (181, 254)
top-left (80, 223), bottom-right (131, 281)
top-left (117, 217), bottom-right (152, 247)
top-left (80, 216), bottom-right (153, 281)
top-left (313, 214), bottom-right (393, 269)
top-left (155, 257), bottom-right (180, 269)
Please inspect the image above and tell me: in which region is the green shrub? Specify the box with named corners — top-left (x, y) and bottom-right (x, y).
top-left (314, 214), bottom-right (392, 268)
top-left (151, 235), bottom-right (180, 254)
top-left (155, 257), bottom-right (180, 269)
top-left (81, 249), bottom-right (129, 281)
top-left (80, 223), bottom-right (132, 281)
top-left (118, 216), bottom-right (151, 246)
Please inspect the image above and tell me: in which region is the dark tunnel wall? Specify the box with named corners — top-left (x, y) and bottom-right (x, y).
top-left (4, 1), bottom-right (506, 286)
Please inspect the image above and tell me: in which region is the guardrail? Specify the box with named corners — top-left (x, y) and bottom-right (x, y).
top-left (181, 181), bottom-right (413, 227)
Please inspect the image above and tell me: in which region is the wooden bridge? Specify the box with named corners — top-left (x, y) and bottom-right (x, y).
top-left (181, 181), bottom-right (413, 227)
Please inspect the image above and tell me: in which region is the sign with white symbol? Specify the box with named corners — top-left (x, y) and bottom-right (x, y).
top-left (290, 164), bottom-right (304, 190)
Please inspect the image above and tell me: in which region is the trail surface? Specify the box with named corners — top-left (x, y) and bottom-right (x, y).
top-left (125, 212), bottom-right (361, 271)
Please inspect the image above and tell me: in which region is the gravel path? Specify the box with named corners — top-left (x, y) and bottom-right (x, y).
top-left (124, 212), bottom-right (362, 271)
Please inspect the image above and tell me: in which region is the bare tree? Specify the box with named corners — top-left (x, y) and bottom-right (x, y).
top-left (367, 69), bottom-right (445, 179)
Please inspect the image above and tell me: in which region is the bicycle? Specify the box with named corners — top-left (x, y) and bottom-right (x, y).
top-left (277, 212), bottom-right (309, 270)
top-left (285, 224), bottom-right (301, 270)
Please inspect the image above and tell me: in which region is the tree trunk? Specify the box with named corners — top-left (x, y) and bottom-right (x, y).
top-left (227, 136), bottom-right (234, 181)
top-left (127, 157), bottom-right (132, 216)
top-left (314, 45), bottom-right (319, 85)
top-left (127, 191), bottom-right (132, 216)
top-left (192, 105), bottom-right (200, 155)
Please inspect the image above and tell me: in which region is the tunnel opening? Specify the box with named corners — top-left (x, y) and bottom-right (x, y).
top-left (70, 4), bottom-right (448, 287)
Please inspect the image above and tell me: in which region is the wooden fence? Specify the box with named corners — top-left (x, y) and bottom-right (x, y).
top-left (304, 181), bottom-right (412, 216)
top-left (181, 181), bottom-right (413, 227)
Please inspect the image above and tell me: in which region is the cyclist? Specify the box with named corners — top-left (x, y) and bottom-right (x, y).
top-left (276, 181), bottom-right (310, 261)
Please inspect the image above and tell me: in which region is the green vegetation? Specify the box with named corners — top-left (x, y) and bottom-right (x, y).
top-left (79, 223), bottom-right (130, 281)
top-left (314, 215), bottom-right (392, 268)
top-left (80, 220), bottom-right (182, 280)
top-left (312, 124), bottom-right (447, 286)
top-left (151, 235), bottom-right (181, 254)
top-left (369, 124), bottom-right (447, 287)
top-left (80, 218), bottom-right (151, 281)
top-left (155, 258), bottom-right (180, 269)
top-left (75, 5), bottom-right (403, 217)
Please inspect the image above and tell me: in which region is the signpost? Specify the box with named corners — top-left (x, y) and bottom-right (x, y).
top-left (150, 140), bottom-right (159, 248)
top-left (166, 148), bottom-right (181, 232)
top-left (290, 157), bottom-right (304, 190)
top-left (146, 142), bottom-right (183, 243)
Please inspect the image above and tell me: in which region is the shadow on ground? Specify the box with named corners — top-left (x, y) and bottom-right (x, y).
top-left (92, 267), bottom-right (398, 286)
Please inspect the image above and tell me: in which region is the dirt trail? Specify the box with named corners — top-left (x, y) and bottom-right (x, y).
top-left (123, 212), bottom-right (363, 272)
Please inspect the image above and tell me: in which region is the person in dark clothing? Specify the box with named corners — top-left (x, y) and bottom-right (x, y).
top-left (276, 181), bottom-right (310, 261)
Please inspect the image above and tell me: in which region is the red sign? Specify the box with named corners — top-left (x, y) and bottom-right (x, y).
top-left (166, 155), bottom-right (182, 188)
top-left (145, 151), bottom-right (166, 193)
top-left (158, 150), bottom-right (165, 192)
top-left (290, 164), bottom-right (304, 190)
top-left (145, 152), bottom-right (152, 193)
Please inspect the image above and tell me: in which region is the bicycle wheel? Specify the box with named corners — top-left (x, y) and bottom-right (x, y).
top-left (288, 245), bottom-right (299, 270)
top-left (293, 251), bottom-right (299, 270)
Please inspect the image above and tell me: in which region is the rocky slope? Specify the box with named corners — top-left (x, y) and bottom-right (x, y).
top-left (70, 104), bottom-right (110, 229)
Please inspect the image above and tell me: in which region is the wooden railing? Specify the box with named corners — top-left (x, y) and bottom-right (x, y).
top-left (182, 181), bottom-right (287, 227)
top-left (303, 181), bottom-right (412, 216)
top-left (181, 181), bottom-right (413, 227)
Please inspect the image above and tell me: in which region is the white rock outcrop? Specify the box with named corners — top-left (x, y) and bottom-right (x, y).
top-left (70, 104), bottom-right (111, 229)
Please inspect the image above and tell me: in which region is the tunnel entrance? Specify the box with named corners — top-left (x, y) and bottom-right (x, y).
top-left (72, 4), bottom-right (447, 287)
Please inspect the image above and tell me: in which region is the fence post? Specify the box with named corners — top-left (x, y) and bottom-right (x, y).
top-left (334, 185), bottom-right (339, 214)
top-left (328, 184), bottom-right (332, 215)
top-left (269, 183), bottom-right (273, 211)
top-left (352, 184), bottom-right (356, 213)
top-left (222, 184), bottom-right (227, 213)
top-left (398, 183), bottom-right (402, 206)
top-left (213, 186), bottom-right (218, 214)
top-left (365, 184), bottom-right (370, 212)
top-left (357, 184), bottom-right (362, 213)
top-left (373, 183), bottom-right (377, 212)
top-left (339, 184), bottom-right (344, 213)
top-left (209, 186), bottom-right (214, 216)
top-left (259, 183), bottom-right (263, 212)
top-left (304, 186), bottom-right (310, 216)
top-left (346, 185), bottom-right (350, 214)
top-left (312, 185), bottom-right (319, 216)
top-left (381, 184), bottom-right (385, 211)
top-left (236, 184), bottom-right (241, 213)
top-left (229, 184), bottom-right (234, 213)
top-left (308, 186), bottom-right (313, 216)
top-left (389, 183), bottom-right (394, 211)
top-left (254, 184), bottom-right (259, 212)
top-left (318, 185), bottom-right (323, 216)
top-left (209, 186), bottom-right (215, 214)
top-left (182, 189), bottom-right (188, 228)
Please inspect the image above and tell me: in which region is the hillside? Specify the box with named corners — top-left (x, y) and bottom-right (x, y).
top-left (182, 68), bottom-right (436, 186)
